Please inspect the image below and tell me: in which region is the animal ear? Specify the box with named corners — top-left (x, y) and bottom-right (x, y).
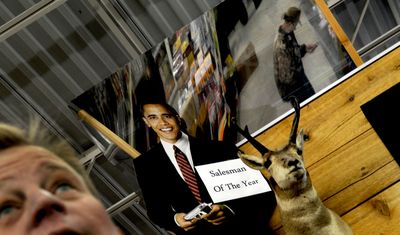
top-left (296, 128), bottom-right (305, 152)
top-left (237, 152), bottom-right (265, 170)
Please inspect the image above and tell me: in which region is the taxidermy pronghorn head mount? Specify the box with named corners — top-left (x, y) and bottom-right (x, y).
top-left (236, 97), bottom-right (308, 194)
top-left (235, 97), bottom-right (354, 235)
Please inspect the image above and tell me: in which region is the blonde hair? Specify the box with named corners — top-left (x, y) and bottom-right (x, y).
top-left (0, 122), bottom-right (98, 195)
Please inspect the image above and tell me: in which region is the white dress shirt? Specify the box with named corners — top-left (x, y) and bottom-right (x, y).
top-left (160, 132), bottom-right (195, 180)
top-left (162, 132), bottom-right (235, 225)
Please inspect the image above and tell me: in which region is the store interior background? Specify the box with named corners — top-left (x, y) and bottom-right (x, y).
top-left (0, 0), bottom-right (399, 234)
top-left (225, 0), bottom-right (399, 137)
top-left (228, 0), bottom-right (341, 135)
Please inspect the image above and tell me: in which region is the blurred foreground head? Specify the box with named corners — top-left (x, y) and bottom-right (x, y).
top-left (0, 122), bottom-right (123, 235)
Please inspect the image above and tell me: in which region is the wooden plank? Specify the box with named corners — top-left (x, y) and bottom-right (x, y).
top-left (240, 46), bottom-right (400, 167)
top-left (324, 161), bottom-right (400, 215)
top-left (308, 129), bottom-right (400, 213)
top-left (267, 207), bottom-right (281, 231)
top-left (240, 46), bottom-right (400, 234)
top-left (77, 109), bottom-right (141, 158)
top-left (343, 181), bottom-right (400, 235)
top-left (314, 0), bottom-right (363, 66)
top-left (303, 48), bottom-right (400, 165)
top-left (267, 130), bottom-right (400, 230)
top-left (269, 170), bottom-right (400, 234)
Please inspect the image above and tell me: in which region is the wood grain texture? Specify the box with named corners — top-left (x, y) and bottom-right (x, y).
top-left (343, 181), bottom-right (400, 235)
top-left (314, 0), bottom-right (363, 66)
top-left (240, 46), bottom-right (400, 234)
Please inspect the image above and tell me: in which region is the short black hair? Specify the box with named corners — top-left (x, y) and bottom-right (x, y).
top-left (140, 102), bottom-right (188, 132)
top-left (140, 101), bottom-right (179, 117)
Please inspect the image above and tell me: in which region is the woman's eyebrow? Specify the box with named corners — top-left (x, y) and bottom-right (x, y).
top-left (0, 183), bottom-right (26, 200)
top-left (38, 162), bottom-right (79, 182)
top-left (0, 165), bottom-right (67, 186)
top-left (39, 162), bottom-right (71, 174)
top-left (38, 162), bottom-right (82, 188)
top-left (0, 162), bottom-right (76, 197)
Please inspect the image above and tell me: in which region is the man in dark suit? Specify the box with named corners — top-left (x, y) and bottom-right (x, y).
top-left (134, 102), bottom-right (275, 234)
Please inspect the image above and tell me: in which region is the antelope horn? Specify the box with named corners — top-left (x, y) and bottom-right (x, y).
top-left (234, 123), bottom-right (270, 156)
top-left (289, 96), bottom-right (300, 143)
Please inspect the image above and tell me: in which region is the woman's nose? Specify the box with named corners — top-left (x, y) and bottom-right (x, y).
top-left (30, 189), bottom-right (66, 227)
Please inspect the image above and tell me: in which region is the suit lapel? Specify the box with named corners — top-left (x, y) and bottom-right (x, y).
top-left (188, 137), bottom-right (214, 202)
top-left (155, 143), bottom-right (185, 182)
top-left (189, 137), bottom-right (209, 166)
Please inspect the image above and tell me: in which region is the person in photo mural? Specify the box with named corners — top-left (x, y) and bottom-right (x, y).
top-left (273, 6), bottom-right (318, 103)
top-left (134, 101), bottom-right (275, 234)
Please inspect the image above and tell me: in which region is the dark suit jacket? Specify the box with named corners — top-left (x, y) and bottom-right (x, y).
top-left (134, 136), bottom-right (275, 235)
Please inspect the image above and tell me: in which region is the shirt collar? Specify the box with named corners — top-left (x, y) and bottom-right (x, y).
top-left (161, 132), bottom-right (190, 153)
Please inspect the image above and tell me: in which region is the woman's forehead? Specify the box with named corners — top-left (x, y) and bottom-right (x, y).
top-left (0, 146), bottom-right (77, 180)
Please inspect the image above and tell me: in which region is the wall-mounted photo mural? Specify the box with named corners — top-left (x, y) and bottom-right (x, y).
top-left (69, 1), bottom-right (399, 233)
top-left (72, 0), bottom-right (398, 152)
top-left (72, 9), bottom-right (233, 153)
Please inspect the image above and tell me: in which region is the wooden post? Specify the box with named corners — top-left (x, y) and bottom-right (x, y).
top-left (77, 109), bottom-right (141, 159)
top-left (315, 0), bottom-right (364, 66)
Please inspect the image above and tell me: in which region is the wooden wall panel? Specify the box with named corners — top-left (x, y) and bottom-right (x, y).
top-left (240, 46), bottom-right (400, 234)
top-left (343, 181), bottom-right (400, 235)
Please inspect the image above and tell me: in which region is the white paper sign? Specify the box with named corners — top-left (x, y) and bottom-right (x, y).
top-left (195, 159), bottom-right (271, 203)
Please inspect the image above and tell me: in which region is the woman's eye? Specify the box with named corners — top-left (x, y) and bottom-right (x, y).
top-left (0, 205), bottom-right (15, 219)
top-left (55, 183), bottom-right (73, 193)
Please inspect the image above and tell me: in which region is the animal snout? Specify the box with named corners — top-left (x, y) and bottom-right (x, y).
top-left (287, 158), bottom-right (299, 167)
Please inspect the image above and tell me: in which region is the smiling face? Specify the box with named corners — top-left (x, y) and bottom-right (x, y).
top-left (0, 145), bottom-right (122, 235)
top-left (142, 103), bottom-right (182, 144)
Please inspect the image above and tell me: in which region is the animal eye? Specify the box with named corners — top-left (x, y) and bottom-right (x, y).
top-left (264, 160), bottom-right (272, 169)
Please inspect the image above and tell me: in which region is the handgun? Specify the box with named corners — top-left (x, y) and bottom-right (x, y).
top-left (184, 202), bottom-right (213, 220)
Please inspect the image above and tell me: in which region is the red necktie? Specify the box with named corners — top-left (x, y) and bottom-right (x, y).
top-left (173, 146), bottom-right (202, 202)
